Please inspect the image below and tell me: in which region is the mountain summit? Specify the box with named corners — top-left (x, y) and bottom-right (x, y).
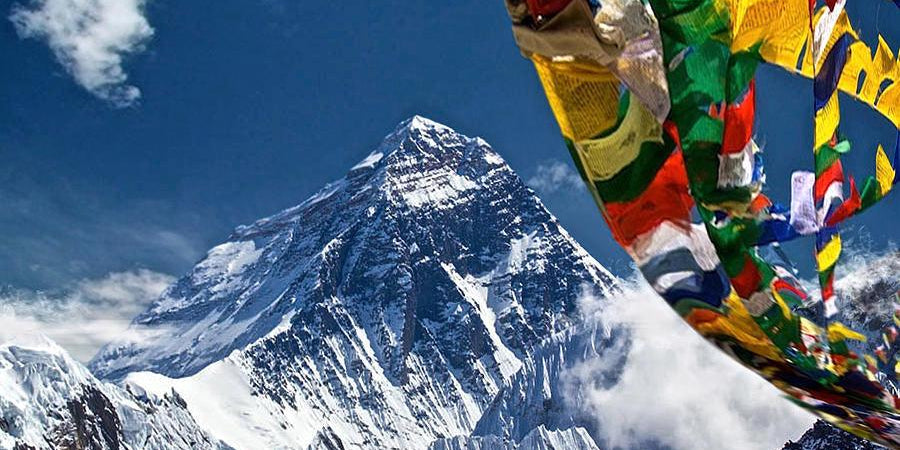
top-left (86, 116), bottom-right (618, 448)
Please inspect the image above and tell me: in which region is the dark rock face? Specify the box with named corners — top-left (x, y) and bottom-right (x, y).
top-left (783, 420), bottom-right (885, 450)
top-left (307, 427), bottom-right (347, 450)
top-left (49, 386), bottom-right (123, 450)
top-left (0, 338), bottom-right (225, 450)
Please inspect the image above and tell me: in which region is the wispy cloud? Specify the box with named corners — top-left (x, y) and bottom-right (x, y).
top-left (9, 0), bottom-right (154, 107)
top-left (0, 269), bottom-right (174, 362)
top-left (526, 160), bottom-right (585, 194)
top-left (567, 279), bottom-right (815, 450)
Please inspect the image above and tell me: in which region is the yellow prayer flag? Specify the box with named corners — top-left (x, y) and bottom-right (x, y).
top-left (817, 235), bottom-right (842, 272)
top-left (814, 95), bottom-right (841, 150)
top-left (531, 55), bottom-right (620, 141)
top-left (875, 145), bottom-right (895, 197)
top-left (827, 322), bottom-right (867, 343)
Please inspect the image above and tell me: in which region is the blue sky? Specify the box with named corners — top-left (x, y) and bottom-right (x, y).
top-left (1, 0), bottom-right (898, 292)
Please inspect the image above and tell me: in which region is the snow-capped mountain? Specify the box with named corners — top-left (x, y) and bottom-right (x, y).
top-left (782, 251), bottom-right (900, 450)
top-left (4, 116), bottom-right (851, 449)
top-left (833, 251), bottom-right (900, 391)
top-left (0, 336), bottom-right (226, 450)
top-left (471, 315), bottom-right (626, 443)
top-left (783, 420), bottom-right (885, 450)
top-left (85, 116), bottom-right (620, 449)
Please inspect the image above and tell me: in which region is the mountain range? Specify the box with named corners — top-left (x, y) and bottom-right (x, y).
top-left (0, 116), bottom-right (887, 450)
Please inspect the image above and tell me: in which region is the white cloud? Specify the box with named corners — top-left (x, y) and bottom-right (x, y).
top-left (526, 160), bottom-right (585, 194)
top-left (0, 269), bottom-right (174, 362)
top-left (566, 279), bottom-right (815, 450)
top-left (10, 0), bottom-right (154, 107)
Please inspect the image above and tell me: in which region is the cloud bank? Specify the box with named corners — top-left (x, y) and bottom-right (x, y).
top-left (9, 0), bottom-right (154, 106)
top-left (567, 280), bottom-right (815, 450)
top-left (0, 269), bottom-right (174, 362)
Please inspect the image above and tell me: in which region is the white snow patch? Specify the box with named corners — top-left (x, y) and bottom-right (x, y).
top-left (127, 356), bottom-right (310, 450)
top-left (397, 172), bottom-right (478, 209)
top-left (408, 115), bottom-right (453, 134)
top-left (504, 231), bottom-right (544, 275)
top-left (480, 146), bottom-right (505, 166)
top-left (193, 241), bottom-right (262, 288)
top-left (352, 151), bottom-right (384, 170)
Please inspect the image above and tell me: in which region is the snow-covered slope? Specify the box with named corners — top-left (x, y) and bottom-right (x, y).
top-left (89, 116), bottom-right (619, 449)
top-left (0, 336), bottom-right (226, 450)
top-left (430, 426), bottom-right (599, 450)
top-left (471, 317), bottom-right (625, 444)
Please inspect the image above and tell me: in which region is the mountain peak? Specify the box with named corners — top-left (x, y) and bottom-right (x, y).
top-left (401, 114), bottom-right (454, 134)
top-left (351, 114), bottom-right (500, 174)
top-left (94, 117), bottom-right (611, 380)
top-left (90, 118), bottom-right (616, 448)
top-left (234, 116), bottom-right (507, 238)
top-left (347, 114), bottom-right (464, 173)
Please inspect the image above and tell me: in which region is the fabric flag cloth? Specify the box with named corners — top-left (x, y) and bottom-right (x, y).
top-left (894, 131), bottom-right (900, 185)
top-left (790, 171), bottom-right (819, 235)
top-left (814, 33), bottom-right (853, 112)
top-left (503, 0), bottom-right (900, 447)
